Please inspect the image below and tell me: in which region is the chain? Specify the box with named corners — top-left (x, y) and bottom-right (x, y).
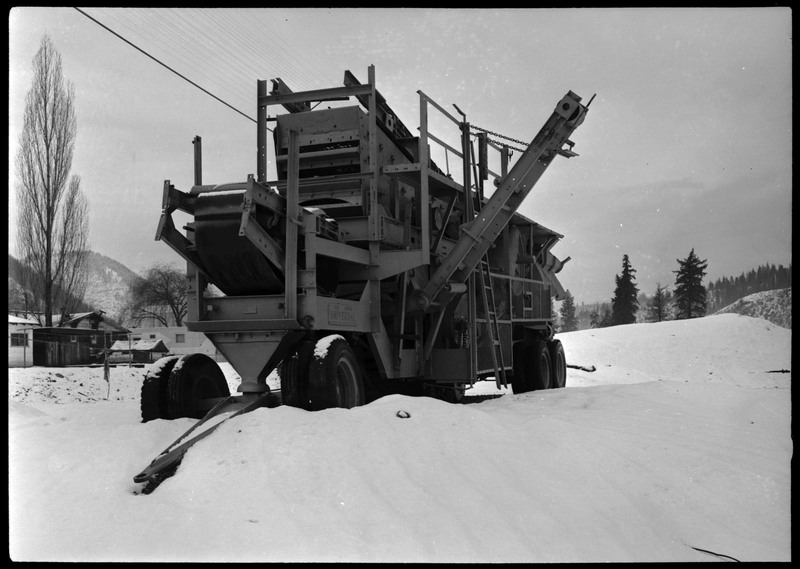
top-left (469, 124), bottom-right (527, 153)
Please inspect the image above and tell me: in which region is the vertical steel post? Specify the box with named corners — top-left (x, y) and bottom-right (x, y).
top-left (416, 92), bottom-right (430, 373)
top-left (393, 271), bottom-right (408, 369)
top-left (301, 215), bottom-right (317, 328)
top-left (418, 94), bottom-right (430, 260)
top-left (461, 118), bottom-right (473, 221)
top-left (367, 65), bottom-right (379, 242)
top-left (367, 66), bottom-right (381, 333)
top-left (458, 111), bottom-right (478, 381)
top-left (257, 80), bottom-right (268, 183)
top-left (193, 136), bottom-right (202, 186)
top-left (285, 129), bottom-right (300, 321)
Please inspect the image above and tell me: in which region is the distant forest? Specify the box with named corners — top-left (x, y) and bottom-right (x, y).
top-left (571, 262), bottom-right (791, 331)
top-left (706, 263), bottom-right (792, 313)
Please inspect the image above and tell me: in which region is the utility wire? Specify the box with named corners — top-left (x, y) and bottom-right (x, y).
top-left (74, 7), bottom-right (256, 124)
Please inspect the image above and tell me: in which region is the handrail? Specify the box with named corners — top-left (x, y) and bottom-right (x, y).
top-left (416, 90), bottom-right (470, 187)
top-left (425, 131), bottom-right (463, 160)
top-left (417, 90), bottom-right (462, 126)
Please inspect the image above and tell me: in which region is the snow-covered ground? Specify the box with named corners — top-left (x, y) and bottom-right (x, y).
top-left (8, 313), bottom-right (791, 562)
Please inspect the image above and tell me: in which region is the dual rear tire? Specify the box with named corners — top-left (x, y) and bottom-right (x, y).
top-left (280, 336), bottom-right (365, 411)
top-left (140, 353), bottom-right (231, 422)
top-left (511, 338), bottom-right (566, 394)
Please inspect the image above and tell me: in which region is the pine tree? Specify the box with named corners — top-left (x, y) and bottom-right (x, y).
top-left (611, 254), bottom-right (639, 325)
top-left (598, 304), bottom-right (613, 328)
top-left (559, 290), bottom-right (579, 332)
top-left (705, 263), bottom-right (792, 312)
top-left (673, 248), bottom-right (708, 319)
top-left (649, 282), bottom-right (670, 322)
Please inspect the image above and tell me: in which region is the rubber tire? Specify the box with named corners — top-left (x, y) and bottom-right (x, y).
top-left (511, 341), bottom-right (528, 394)
top-left (529, 340), bottom-right (553, 391)
top-left (307, 337), bottom-right (365, 411)
top-left (549, 339), bottom-right (567, 388)
top-left (278, 341), bottom-right (315, 410)
top-left (167, 354), bottom-right (230, 419)
top-left (512, 339), bottom-right (552, 393)
top-left (141, 355), bottom-right (180, 423)
top-left (441, 384), bottom-right (466, 403)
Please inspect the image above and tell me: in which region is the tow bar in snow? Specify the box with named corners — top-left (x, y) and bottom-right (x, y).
top-left (690, 546), bottom-right (741, 562)
top-left (566, 364), bottom-right (596, 372)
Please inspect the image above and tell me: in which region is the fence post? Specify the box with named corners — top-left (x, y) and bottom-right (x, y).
top-left (104, 333), bottom-right (110, 399)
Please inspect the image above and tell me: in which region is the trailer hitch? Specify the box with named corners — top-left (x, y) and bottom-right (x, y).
top-left (134, 390), bottom-right (280, 494)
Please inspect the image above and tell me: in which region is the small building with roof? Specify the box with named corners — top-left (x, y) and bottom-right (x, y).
top-left (31, 310), bottom-right (130, 367)
top-left (8, 315), bottom-right (40, 368)
top-left (107, 338), bottom-right (170, 364)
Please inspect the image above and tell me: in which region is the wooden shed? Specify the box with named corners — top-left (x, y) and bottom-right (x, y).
top-left (107, 339), bottom-right (170, 364)
top-left (31, 311), bottom-right (129, 367)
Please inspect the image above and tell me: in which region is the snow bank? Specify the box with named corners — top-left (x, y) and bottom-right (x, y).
top-left (8, 314), bottom-right (792, 562)
top-left (715, 287), bottom-right (791, 329)
top-left (558, 313), bottom-right (790, 389)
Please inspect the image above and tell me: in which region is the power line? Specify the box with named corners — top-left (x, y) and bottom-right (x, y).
top-left (74, 7), bottom-right (256, 124)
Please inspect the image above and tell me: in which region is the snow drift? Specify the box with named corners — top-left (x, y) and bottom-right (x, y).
top-left (8, 313), bottom-right (791, 562)
top-left (714, 287), bottom-right (791, 329)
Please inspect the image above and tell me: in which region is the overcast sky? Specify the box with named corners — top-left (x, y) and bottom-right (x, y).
top-left (8, 7), bottom-right (792, 303)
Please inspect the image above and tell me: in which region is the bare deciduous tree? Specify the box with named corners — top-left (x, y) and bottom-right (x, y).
top-left (648, 282), bottom-right (671, 323)
top-left (15, 35), bottom-right (89, 326)
top-left (128, 264), bottom-right (189, 327)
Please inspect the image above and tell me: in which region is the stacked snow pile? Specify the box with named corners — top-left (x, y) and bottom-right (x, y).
top-left (714, 287), bottom-right (791, 329)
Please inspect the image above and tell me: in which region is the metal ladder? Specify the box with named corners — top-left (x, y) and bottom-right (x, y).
top-left (479, 258), bottom-right (507, 389)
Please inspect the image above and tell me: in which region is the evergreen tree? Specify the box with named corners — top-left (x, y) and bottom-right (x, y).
top-left (649, 282), bottom-right (670, 322)
top-left (589, 310), bottom-right (599, 328)
top-left (673, 248), bottom-right (708, 319)
top-left (611, 254), bottom-right (639, 325)
top-left (559, 290), bottom-right (579, 332)
top-left (598, 304), bottom-right (613, 328)
top-left (705, 263), bottom-right (792, 312)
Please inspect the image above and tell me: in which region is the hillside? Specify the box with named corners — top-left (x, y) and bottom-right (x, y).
top-left (7, 252), bottom-right (141, 324)
top-left (714, 287), bottom-right (791, 329)
top-left (82, 251), bottom-right (142, 322)
top-left (8, 255), bottom-right (28, 309)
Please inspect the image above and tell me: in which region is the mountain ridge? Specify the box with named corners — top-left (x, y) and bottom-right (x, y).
top-left (8, 251), bottom-right (142, 324)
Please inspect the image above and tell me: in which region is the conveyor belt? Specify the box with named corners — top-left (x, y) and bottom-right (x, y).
top-left (193, 193), bottom-right (285, 296)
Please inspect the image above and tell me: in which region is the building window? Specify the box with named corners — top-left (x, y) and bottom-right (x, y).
top-left (10, 333), bottom-right (28, 347)
top-left (175, 333), bottom-right (185, 344)
top-left (150, 334), bottom-right (156, 339)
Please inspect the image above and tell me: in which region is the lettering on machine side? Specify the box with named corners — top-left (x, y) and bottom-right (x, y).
top-left (328, 303), bottom-right (357, 327)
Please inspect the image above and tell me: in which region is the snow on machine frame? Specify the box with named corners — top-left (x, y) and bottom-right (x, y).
top-left (134, 66), bottom-right (590, 493)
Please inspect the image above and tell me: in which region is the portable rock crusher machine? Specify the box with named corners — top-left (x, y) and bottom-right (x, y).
top-left (134, 66), bottom-right (591, 492)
